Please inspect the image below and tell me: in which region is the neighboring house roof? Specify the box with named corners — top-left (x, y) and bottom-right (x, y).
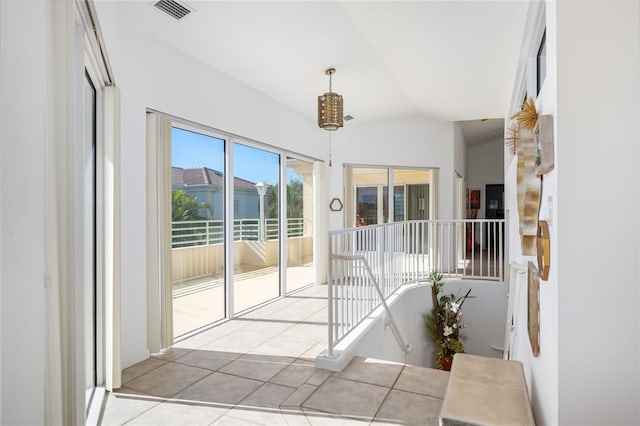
top-left (172, 167), bottom-right (262, 191)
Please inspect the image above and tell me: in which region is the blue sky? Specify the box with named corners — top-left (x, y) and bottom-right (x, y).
top-left (172, 127), bottom-right (295, 185)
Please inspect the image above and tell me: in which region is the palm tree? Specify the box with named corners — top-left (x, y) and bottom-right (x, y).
top-left (172, 190), bottom-right (211, 221)
top-left (265, 180), bottom-right (303, 219)
top-left (171, 190), bottom-right (212, 247)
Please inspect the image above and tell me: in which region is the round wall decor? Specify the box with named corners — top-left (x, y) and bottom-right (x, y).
top-left (537, 220), bottom-right (550, 280)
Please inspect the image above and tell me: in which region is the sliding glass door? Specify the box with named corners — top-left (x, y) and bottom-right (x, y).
top-left (348, 166), bottom-right (434, 227)
top-left (171, 127), bottom-right (226, 337)
top-left (161, 117), bottom-right (317, 340)
top-left (233, 143), bottom-right (280, 313)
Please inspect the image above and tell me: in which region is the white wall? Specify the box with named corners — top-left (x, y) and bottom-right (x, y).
top-left (328, 116), bottom-right (455, 230)
top-left (505, 3), bottom-right (560, 424)
top-left (101, 21), bottom-right (327, 367)
top-left (0, 1), bottom-right (47, 424)
top-left (467, 140), bottom-right (504, 219)
top-left (507, 1), bottom-right (640, 425)
top-left (453, 123), bottom-right (467, 220)
top-left (555, 2), bottom-right (639, 425)
top-left (453, 122), bottom-right (466, 180)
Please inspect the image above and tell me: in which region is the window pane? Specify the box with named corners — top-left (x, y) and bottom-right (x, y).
top-left (394, 186), bottom-right (405, 222)
top-left (286, 157), bottom-right (314, 293)
top-left (171, 127), bottom-right (225, 337)
top-left (356, 186), bottom-right (378, 225)
top-left (233, 143), bottom-right (280, 313)
top-left (352, 167), bottom-right (388, 225)
top-left (393, 169), bottom-right (431, 220)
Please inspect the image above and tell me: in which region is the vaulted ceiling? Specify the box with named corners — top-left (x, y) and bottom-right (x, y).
top-left (111, 1), bottom-right (528, 143)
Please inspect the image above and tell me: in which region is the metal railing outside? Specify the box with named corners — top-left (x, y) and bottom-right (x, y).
top-left (171, 217), bottom-right (309, 248)
top-left (327, 219), bottom-right (505, 355)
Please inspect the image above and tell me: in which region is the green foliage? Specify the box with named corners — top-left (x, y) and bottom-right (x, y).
top-left (265, 179), bottom-right (304, 219)
top-left (423, 269), bottom-right (472, 369)
top-left (427, 270), bottom-right (444, 295)
top-left (172, 190), bottom-right (211, 221)
top-left (286, 179), bottom-right (304, 218)
top-left (435, 338), bottom-right (466, 369)
top-left (423, 310), bottom-right (439, 344)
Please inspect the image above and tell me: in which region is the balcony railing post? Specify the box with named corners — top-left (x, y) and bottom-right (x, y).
top-left (377, 226), bottom-right (385, 297)
top-left (327, 234), bottom-right (334, 358)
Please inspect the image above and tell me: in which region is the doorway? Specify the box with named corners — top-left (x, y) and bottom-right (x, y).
top-left (485, 184), bottom-right (504, 220)
top-left (485, 184), bottom-right (504, 248)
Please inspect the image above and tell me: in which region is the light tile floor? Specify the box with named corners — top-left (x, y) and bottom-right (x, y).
top-left (99, 285), bottom-right (449, 425)
top-left (173, 264), bottom-right (314, 337)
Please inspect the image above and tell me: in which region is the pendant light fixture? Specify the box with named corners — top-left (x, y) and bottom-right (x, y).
top-left (318, 67), bottom-right (343, 131)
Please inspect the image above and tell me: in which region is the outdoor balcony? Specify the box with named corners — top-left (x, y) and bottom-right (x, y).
top-left (171, 218), bottom-right (314, 337)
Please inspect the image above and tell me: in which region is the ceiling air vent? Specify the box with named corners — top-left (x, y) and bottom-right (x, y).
top-left (153, 0), bottom-right (192, 20)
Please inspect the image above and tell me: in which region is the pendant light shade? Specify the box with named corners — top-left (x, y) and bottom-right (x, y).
top-left (318, 68), bottom-right (343, 131)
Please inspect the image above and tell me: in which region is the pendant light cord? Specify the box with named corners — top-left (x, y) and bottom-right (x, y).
top-left (329, 131), bottom-right (333, 167)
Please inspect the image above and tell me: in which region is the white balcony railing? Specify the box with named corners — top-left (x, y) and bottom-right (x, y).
top-left (171, 217), bottom-right (309, 248)
top-left (327, 219), bottom-right (505, 356)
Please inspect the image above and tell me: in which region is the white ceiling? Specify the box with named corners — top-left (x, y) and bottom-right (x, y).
top-left (112, 1), bottom-right (527, 141)
top-left (458, 118), bottom-right (505, 147)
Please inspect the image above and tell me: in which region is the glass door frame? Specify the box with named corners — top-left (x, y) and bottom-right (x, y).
top-left (83, 68), bottom-right (99, 415)
top-left (74, 0), bottom-right (121, 420)
top-left (170, 123), bottom-right (228, 338)
top-left (284, 156), bottom-right (316, 294)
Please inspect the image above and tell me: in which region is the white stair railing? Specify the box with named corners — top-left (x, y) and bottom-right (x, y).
top-left (327, 219), bottom-right (505, 357)
top-left (328, 253), bottom-right (412, 357)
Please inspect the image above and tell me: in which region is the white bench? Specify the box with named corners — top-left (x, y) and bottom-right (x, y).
top-left (440, 353), bottom-right (536, 426)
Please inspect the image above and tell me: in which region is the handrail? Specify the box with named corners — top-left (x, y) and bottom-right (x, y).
top-left (329, 253), bottom-right (412, 357)
top-left (327, 218), bottom-right (505, 359)
top-left (171, 217), bottom-right (310, 248)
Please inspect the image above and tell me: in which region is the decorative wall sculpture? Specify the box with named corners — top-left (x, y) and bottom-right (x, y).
top-left (535, 114), bottom-right (554, 176)
top-left (517, 128), bottom-right (541, 255)
top-left (513, 97), bottom-right (549, 256)
top-left (527, 261), bottom-right (540, 357)
top-left (537, 220), bottom-right (550, 280)
top-left (505, 122), bottom-right (520, 155)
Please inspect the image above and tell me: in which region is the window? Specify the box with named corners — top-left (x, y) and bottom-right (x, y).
top-left (345, 166), bottom-right (435, 227)
top-left (536, 30), bottom-right (546, 95)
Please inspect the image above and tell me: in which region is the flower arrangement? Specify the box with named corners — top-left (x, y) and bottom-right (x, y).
top-left (423, 270), bottom-right (472, 370)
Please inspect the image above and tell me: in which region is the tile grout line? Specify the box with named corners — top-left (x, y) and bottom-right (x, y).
top-left (371, 364), bottom-right (406, 423)
top-left (121, 359), bottom-right (170, 387)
